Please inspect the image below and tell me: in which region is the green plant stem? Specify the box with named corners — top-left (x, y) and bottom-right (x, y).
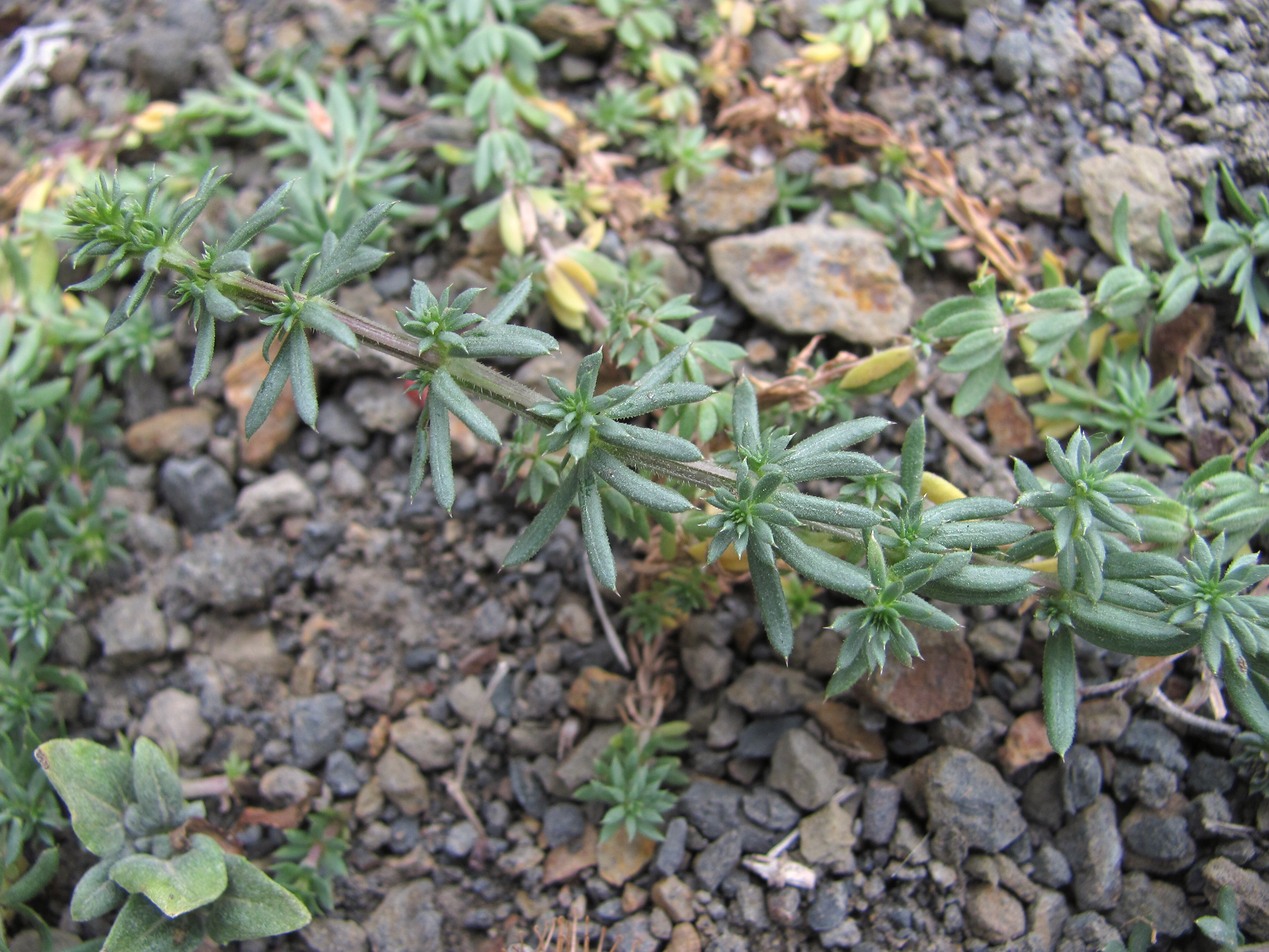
top-left (220, 271), bottom-right (737, 491)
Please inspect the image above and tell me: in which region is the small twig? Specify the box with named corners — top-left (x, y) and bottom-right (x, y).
top-left (1080, 654), bottom-right (1185, 698)
top-left (0, 21), bottom-right (73, 104)
top-left (441, 659), bottom-right (512, 839)
top-left (921, 392), bottom-right (1011, 484)
top-left (1146, 688), bottom-right (1240, 738)
top-left (584, 555), bottom-right (631, 672)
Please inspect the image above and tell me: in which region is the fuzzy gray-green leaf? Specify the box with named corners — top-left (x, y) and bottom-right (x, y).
top-left (244, 342), bottom-right (292, 439)
top-left (109, 835), bottom-right (227, 918)
top-left (505, 467), bottom-right (582, 567)
top-left (1043, 627), bottom-right (1077, 758)
top-left (592, 449), bottom-right (691, 513)
top-left (428, 395), bottom-right (455, 511)
top-left (70, 857), bottom-right (127, 921)
top-left (749, 544), bottom-right (793, 659)
top-left (299, 299), bottom-right (358, 351)
top-left (580, 475), bottom-right (616, 590)
top-left (35, 739), bottom-right (132, 858)
top-left (431, 369), bottom-right (501, 445)
top-left (204, 853), bottom-right (312, 943)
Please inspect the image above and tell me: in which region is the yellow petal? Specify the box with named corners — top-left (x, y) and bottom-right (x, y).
top-left (131, 100), bottom-right (179, 135)
top-left (555, 254), bottom-right (599, 297)
top-left (545, 288), bottom-right (586, 330)
top-left (921, 472), bottom-right (965, 504)
top-left (498, 192), bottom-right (524, 257)
top-left (1011, 373), bottom-right (1047, 396)
top-left (1023, 558), bottom-right (1059, 574)
top-left (840, 346), bottom-right (915, 391)
top-left (801, 41), bottom-right (845, 64)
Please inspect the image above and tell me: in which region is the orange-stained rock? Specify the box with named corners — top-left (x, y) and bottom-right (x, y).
top-left (597, 828), bottom-right (656, 886)
top-left (124, 404), bottom-right (216, 461)
top-left (542, 825), bottom-right (599, 885)
top-left (853, 628), bottom-right (974, 724)
top-left (224, 336), bottom-right (297, 468)
top-left (998, 709), bottom-right (1055, 773)
top-left (805, 700), bottom-right (886, 762)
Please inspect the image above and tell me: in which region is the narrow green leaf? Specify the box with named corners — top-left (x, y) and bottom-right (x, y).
top-left (4, 847), bottom-right (59, 906)
top-left (430, 369), bottom-right (501, 445)
top-left (592, 449), bottom-right (690, 512)
top-left (1043, 627), bottom-right (1077, 758)
top-left (225, 180), bottom-right (294, 252)
top-left (770, 524), bottom-right (869, 599)
top-left (485, 277), bottom-right (533, 325)
top-left (606, 382), bottom-right (713, 419)
top-left (776, 491), bottom-right (879, 530)
top-left (505, 466), bottom-right (582, 567)
top-left (244, 341), bottom-right (292, 439)
top-left (407, 412), bottom-right (429, 499)
top-left (299, 299), bottom-right (358, 351)
top-left (595, 419), bottom-right (702, 462)
top-left (1223, 642), bottom-right (1269, 738)
top-left (826, 642), bottom-right (873, 697)
top-left (286, 330), bottom-right (318, 429)
top-left (900, 417), bottom-right (925, 505)
top-left (190, 310), bottom-right (216, 393)
top-left (428, 394), bottom-right (455, 512)
top-left (781, 452), bottom-right (884, 482)
top-left (580, 474), bottom-right (616, 590)
top-left (749, 545), bottom-right (793, 659)
top-left (918, 565), bottom-right (1036, 605)
top-left (786, 416), bottom-right (890, 461)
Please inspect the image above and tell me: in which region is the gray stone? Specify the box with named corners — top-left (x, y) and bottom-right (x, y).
top-left (1059, 911), bottom-right (1119, 950)
top-left (1121, 805), bottom-right (1195, 874)
top-left (138, 688), bottom-right (210, 763)
top-left (1187, 751), bottom-right (1237, 795)
top-left (163, 531), bottom-right (289, 617)
top-left (316, 398), bottom-right (369, 447)
top-left (608, 913), bottom-right (657, 952)
top-left (680, 779), bottom-right (743, 840)
top-left (366, 880), bottom-right (443, 952)
top-left (324, 750), bottom-right (364, 798)
top-left (966, 619), bottom-right (1023, 663)
top-left (862, 778), bottom-right (901, 845)
top-left (159, 456), bottom-right (235, 532)
top-left (1061, 745), bottom-right (1103, 814)
top-left (236, 470), bottom-right (316, 524)
top-left (769, 729), bottom-right (842, 811)
top-left (1077, 145), bottom-right (1193, 267)
top-left (93, 593), bottom-right (167, 664)
top-left (693, 828), bottom-right (742, 891)
top-left (291, 693), bottom-right (348, 768)
top-left (375, 749), bottom-right (430, 816)
top-left (918, 748), bottom-right (1026, 853)
top-left (1166, 40), bottom-right (1217, 111)
top-left (302, 918), bottom-right (369, 952)
top-left (543, 803), bottom-right (587, 847)
top-left (448, 675), bottom-right (495, 728)
top-left (742, 787), bottom-right (801, 832)
top-left (724, 663), bottom-right (818, 715)
top-left (1230, 334), bottom-right (1269, 381)
top-left (806, 880), bottom-right (849, 933)
top-left (1104, 53), bottom-right (1145, 104)
top-left (734, 715), bottom-right (803, 760)
top-left (962, 8), bottom-right (997, 64)
top-left (1115, 720), bottom-right (1188, 773)
top-left (653, 817), bottom-right (689, 876)
top-left (126, 511), bottom-right (180, 560)
top-left (556, 725), bottom-right (621, 790)
top-left (390, 716), bottom-right (455, 771)
top-left (1110, 872), bottom-right (1193, 939)
top-left (1032, 842), bottom-right (1073, 888)
top-left (444, 821), bottom-right (478, 858)
top-left (1056, 796), bottom-right (1122, 911)
top-left (345, 377), bottom-right (417, 434)
top-left (708, 224), bottom-right (914, 346)
top-left (993, 29), bottom-right (1033, 87)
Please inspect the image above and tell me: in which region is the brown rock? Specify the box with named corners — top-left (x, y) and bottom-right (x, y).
top-left (651, 876), bottom-right (695, 923)
top-left (805, 701), bottom-right (886, 761)
top-left (566, 666), bottom-right (630, 720)
top-left (853, 628), bottom-right (974, 724)
top-left (679, 166), bottom-right (778, 237)
top-left (528, 3), bottom-right (614, 55)
top-left (1076, 696), bottom-right (1131, 745)
top-left (1202, 857), bottom-right (1269, 939)
top-left (124, 405), bottom-right (215, 461)
top-left (983, 390), bottom-right (1038, 456)
top-left (998, 710), bottom-right (1055, 773)
top-left (597, 828), bottom-right (656, 886)
top-left (666, 923), bottom-right (702, 952)
top-left (770, 729), bottom-right (844, 811)
top-left (225, 337), bottom-right (297, 468)
top-left (542, 825), bottom-right (599, 885)
top-left (797, 801), bottom-right (856, 867)
top-left (375, 749), bottom-right (429, 816)
top-left (966, 883), bottom-right (1027, 943)
top-left (1149, 302), bottom-right (1214, 388)
top-left (709, 224), bottom-right (914, 346)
